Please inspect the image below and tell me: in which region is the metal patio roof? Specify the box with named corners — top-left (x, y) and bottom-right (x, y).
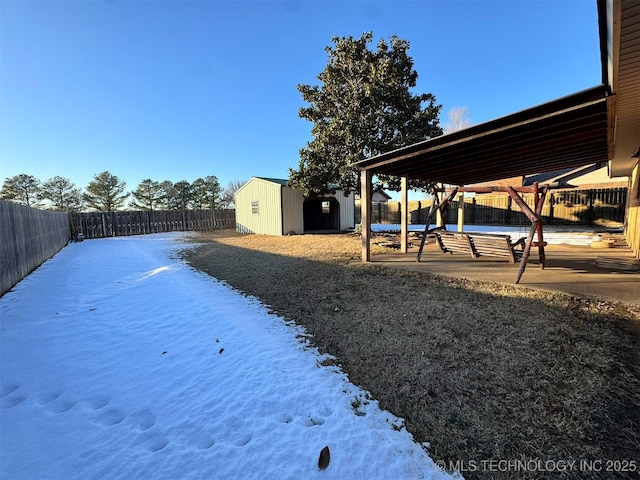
top-left (355, 85), bottom-right (611, 186)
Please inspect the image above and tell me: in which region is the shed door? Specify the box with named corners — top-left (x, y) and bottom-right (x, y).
top-left (303, 198), bottom-right (340, 231)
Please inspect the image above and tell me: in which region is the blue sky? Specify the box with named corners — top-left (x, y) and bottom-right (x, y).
top-left (1, 0), bottom-right (601, 196)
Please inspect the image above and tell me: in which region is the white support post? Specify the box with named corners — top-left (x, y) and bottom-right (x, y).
top-left (436, 183), bottom-right (445, 228)
top-left (401, 176), bottom-right (408, 253)
top-left (457, 192), bottom-right (465, 232)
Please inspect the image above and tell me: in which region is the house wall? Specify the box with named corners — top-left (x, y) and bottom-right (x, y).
top-left (568, 166), bottom-right (628, 188)
top-left (235, 178), bottom-right (283, 235)
top-left (625, 164), bottom-right (640, 259)
top-left (281, 186), bottom-right (305, 235)
top-left (372, 191), bottom-right (390, 202)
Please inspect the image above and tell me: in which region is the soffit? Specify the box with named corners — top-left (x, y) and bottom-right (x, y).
top-left (610, 0), bottom-right (640, 176)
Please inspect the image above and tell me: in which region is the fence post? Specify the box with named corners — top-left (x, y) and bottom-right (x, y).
top-left (471, 198), bottom-right (476, 224)
top-left (617, 188), bottom-right (626, 222)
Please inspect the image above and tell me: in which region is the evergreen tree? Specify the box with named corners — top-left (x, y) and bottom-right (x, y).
top-left (84, 171), bottom-right (128, 212)
top-left (290, 32), bottom-right (442, 195)
top-left (172, 180), bottom-right (193, 209)
top-left (191, 176), bottom-right (221, 209)
top-left (158, 181), bottom-right (177, 210)
top-left (131, 178), bottom-right (164, 211)
top-left (40, 176), bottom-right (83, 211)
top-left (0, 174), bottom-right (43, 207)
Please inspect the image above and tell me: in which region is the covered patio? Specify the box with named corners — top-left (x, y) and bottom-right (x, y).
top-left (356, 86), bottom-right (611, 283)
top-left (356, 0), bottom-right (640, 281)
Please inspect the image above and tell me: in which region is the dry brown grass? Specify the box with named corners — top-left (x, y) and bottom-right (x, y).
top-left (180, 231), bottom-right (640, 480)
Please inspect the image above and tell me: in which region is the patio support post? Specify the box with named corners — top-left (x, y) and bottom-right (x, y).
top-left (361, 169), bottom-right (373, 262)
top-left (436, 183), bottom-right (445, 228)
top-left (535, 185), bottom-right (548, 269)
top-left (400, 176), bottom-right (408, 253)
top-left (457, 192), bottom-right (465, 232)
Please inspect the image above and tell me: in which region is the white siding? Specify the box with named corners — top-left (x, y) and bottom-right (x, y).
top-left (281, 187), bottom-right (305, 234)
top-left (235, 178), bottom-right (354, 235)
top-left (336, 190), bottom-right (356, 230)
top-left (235, 178), bottom-right (283, 235)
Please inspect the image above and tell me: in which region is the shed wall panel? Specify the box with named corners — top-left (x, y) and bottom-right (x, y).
top-left (281, 187), bottom-right (305, 234)
top-left (336, 191), bottom-right (356, 230)
top-left (235, 178), bottom-right (354, 235)
top-left (235, 179), bottom-right (283, 235)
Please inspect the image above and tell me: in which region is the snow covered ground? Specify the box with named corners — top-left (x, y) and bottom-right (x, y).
top-left (369, 224), bottom-right (606, 246)
top-left (0, 233), bottom-right (454, 480)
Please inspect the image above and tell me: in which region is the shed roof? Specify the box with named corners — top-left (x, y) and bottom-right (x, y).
top-left (355, 86), bottom-right (610, 186)
top-left (256, 177), bottom-right (289, 186)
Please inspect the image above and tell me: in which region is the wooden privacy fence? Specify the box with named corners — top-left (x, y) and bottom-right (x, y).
top-left (548, 188), bottom-right (627, 225)
top-left (71, 209), bottom-right (235, 239)
top-left (355, 187), bottom-right (627, 226)
top-left (0, 200), bottom-right (71, 297)
top-left (1, 204), bottom-right (234, 297)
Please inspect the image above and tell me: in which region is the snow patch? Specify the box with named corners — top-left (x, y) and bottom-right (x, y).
top-left (0, 233), bottom-right (456, 480)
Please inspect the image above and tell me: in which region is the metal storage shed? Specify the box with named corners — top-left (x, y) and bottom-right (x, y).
top-left (234, 177), bottom-right (355, 235)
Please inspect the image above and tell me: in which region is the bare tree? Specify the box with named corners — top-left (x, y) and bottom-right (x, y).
top-left (443, 106), bottom-right (471, 134)
top-left (220, 179), bottom-right (246, 208)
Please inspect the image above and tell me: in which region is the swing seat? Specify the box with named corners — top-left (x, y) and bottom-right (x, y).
top-left (433, 231), bottom-right (526, 264)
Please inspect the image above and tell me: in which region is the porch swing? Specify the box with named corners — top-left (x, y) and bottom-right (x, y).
top-left (415, 183), bottom-right (549, 283)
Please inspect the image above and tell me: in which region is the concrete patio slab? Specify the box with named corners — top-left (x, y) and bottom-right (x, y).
top-left (370, 241), bottom-right (640, 306)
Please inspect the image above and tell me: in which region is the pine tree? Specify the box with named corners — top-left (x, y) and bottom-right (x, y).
top-left (84, 171), bottom-right (129, 212)
top-left (40, 176), bottom-right (83, 211)
top-left (191, 176), bottom-right (221, 209)
top-left (131, 179), bottom-right (164, 211)
top-left (172, 180), bottom-right (193, 210)
top-left (0, 174), bottom-right (43, 207)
